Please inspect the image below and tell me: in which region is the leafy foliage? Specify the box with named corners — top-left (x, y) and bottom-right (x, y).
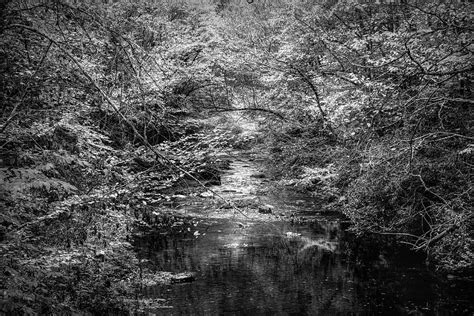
top-left (216, 0), bottom-right (473, 273)
top-left (0, 0), bottom-right (238, 313)
top-left (1, 0), bottom-right (472, 313)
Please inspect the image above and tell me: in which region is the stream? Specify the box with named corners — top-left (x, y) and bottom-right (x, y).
top-left (133, 151), bottom-right (473, 315)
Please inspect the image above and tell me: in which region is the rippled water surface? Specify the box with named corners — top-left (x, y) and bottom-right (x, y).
top-left (134, 153), bottom-right (473, 315)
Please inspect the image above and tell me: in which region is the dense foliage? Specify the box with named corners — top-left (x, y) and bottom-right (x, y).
top-left (0, 0), bottom-right (472, 313)
top-left (0, 0), bottom-right (239, 313)
top-left (216, 0), bottom-right (472, 273)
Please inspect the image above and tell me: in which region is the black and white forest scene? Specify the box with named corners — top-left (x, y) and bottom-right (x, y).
top-left (1, 0), bottom-right (473, 314)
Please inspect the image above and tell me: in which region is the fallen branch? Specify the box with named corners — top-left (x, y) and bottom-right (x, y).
top-left (414, 224), bottom-right (458, 250)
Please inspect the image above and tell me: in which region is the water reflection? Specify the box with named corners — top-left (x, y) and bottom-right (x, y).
top-left (133, 155), bottom-right (473, 315)
top-left (134, 219), bottom-right (473, 315)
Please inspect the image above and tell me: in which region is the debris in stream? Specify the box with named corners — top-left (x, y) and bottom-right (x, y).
top-left (199, 191), bottom-right (214, 198)
top-left (170, 272), bottom-right (196, 284)
top-left (131, 271), bottom-right (197, 287)
top-left (285, 232), bottom-right (302, 238)
top-left (298, 237), bottom-right (338, 253)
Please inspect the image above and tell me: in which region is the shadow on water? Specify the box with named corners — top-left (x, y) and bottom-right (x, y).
top-left (133, 218), bottom-right (473, 315)
top-left (132, 153), bottom-right (473, 315)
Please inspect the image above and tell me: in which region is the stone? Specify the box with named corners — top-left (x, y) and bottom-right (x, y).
top-left (170, 272), bottom-right (196, 284)
top-left (199, 191), bottom-right (214, 198)
top-left (258, 204), bottom-right (274, 214)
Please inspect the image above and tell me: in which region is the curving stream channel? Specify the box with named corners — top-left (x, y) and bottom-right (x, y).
top-left (133, 151), bottom-right (473, 315)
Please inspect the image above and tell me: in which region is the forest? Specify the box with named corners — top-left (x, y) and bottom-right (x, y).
top-left (1, 0), bottom-right (472, 314)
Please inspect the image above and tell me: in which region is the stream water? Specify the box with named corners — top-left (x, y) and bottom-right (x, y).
top-left (133, 152), bottom-right (473, 315)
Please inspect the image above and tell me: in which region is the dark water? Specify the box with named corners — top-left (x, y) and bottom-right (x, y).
top-left (133, 154), bottom-right (474, 315)
top-left (134, 218), bottom-right (473, 315)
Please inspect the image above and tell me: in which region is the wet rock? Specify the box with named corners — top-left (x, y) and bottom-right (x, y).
top-left (250, 173), bottom-right (266, 179)
top-left (170, 272), bottom-right (196, 284)
top-left (199, 191), bottom-right (214, 198)
top-left (258, 204), bottom-right (274, 214)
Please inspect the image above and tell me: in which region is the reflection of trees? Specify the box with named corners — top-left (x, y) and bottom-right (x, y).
top-left (136, 219), bottom-right (358, 314)
top-left (135, 218), bottom-right (468, 314)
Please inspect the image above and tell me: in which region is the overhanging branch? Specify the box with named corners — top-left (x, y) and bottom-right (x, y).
top-left (7, 24), bottom-right (250, 218)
